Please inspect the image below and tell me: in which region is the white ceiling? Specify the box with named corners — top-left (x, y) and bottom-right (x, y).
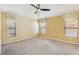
top-left (38, 4), bottom-right (79, 18)
top-left (1, 4), bottom-right (79, 19)
top-left (1, 4), bottom-right (32, 18)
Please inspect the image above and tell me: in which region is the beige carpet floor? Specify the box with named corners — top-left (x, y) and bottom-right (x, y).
top-left (1, 38), bottom-right (79, 55)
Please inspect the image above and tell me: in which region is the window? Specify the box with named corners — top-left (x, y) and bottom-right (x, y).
top-left (64, 17), bottom-right (78, 38)
top-left (7, 18), bottom-right (16, 37)
top-left (40, 18), bottom-right (46, 33)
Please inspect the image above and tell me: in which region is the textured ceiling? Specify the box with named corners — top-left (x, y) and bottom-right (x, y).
top-left (1, 4), bottom-right (79, 19)
top-left (37, 4), bottom-right (79, 18)
top-left (1, 4), bottom-right (31, 18)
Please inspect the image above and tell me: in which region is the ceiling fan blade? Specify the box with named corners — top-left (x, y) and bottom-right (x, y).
top-left (38, 4), bottom-right (40, 6)
top-left (37, 4), bottom-right (40, 9)
top-left (40, 9), bottom-right (50, 11)
top-left (30, 4), bottom-right (38, 9)
top-left (34, 10), bottom-right (38, 14)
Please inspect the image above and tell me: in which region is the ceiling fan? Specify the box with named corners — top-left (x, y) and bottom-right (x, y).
top-left (30, 4), bottom-right (50, 14)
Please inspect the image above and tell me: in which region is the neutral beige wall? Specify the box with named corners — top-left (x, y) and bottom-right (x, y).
top-left (0, 12), bottom-right (1, 43)
top-left (41, 12), bottom-right (79, 44)
top-left (1, 12), bottom-right (38, 44)
top-left (16, 16), bottom-right (37, 40)
top-left (0, 12), bottom-right (1, 54)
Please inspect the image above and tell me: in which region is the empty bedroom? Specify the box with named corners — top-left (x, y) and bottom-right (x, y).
top-left (0, 4), bottom-right (79, 55)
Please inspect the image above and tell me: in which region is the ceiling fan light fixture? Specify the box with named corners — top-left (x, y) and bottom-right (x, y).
top-left (30, 4), bottom-right (50, 14)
